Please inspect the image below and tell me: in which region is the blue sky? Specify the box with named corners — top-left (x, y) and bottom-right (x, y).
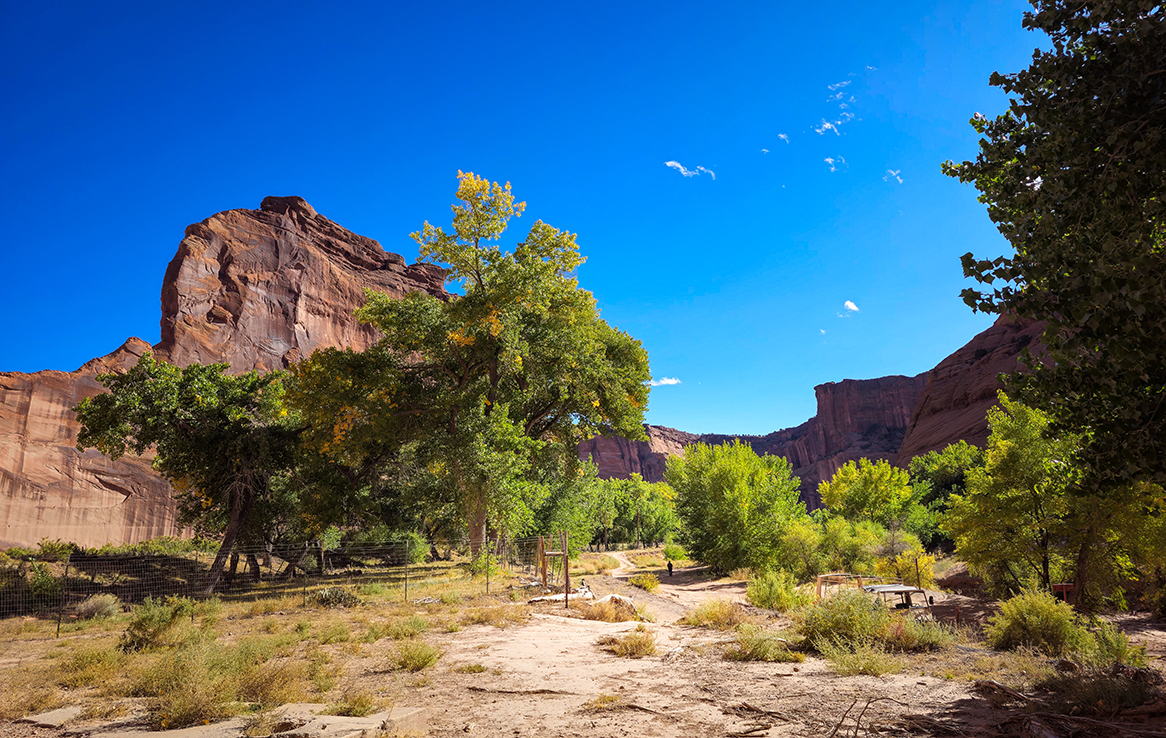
top-left (0, 1), bottom-right (1041, 434)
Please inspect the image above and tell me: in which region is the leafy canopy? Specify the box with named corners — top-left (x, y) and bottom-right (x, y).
top-left (943, 1), bottom-right (1166, 487)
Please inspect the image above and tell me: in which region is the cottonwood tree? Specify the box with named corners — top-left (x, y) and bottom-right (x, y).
top-left (74, 355), bottom-right (298, 592)
top-left (288, 172), bottom-right (650, 552)
top-left (944, 1), bottom-right (1166, 488)
top-left (666, 440), bottom-right (805, 573)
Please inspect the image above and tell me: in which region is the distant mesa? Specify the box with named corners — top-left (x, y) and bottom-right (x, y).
top-left (0, 197), bottom-right (1039, 547)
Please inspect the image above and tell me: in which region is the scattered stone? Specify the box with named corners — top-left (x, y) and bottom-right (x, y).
top-left (18, 707), bottom-right (83, 728)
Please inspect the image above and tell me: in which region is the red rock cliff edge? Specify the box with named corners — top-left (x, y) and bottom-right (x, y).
top-left (0, 197), bottom-right (445, 548)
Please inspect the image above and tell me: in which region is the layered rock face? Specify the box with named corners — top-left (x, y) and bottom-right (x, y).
top-left (897, 316), bottom-right (1044, 463)
top-left (579, 374), bottom-right (927, 507)
top-left (157, 196), bottom-right (446, 372)
top-left (0, 197), bottom-right (446, 547)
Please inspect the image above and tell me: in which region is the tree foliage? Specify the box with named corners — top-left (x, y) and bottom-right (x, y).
top-left (666, 440), bottom-right (805, 573)
top-left (74, 354), bottom-right (298, 591)
top-left (287, 172), bottom-right (650, 548)
top-left (944, 1), bottom-right (1166, 487)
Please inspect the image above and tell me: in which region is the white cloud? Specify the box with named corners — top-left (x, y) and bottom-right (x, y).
top-left (884, 169), bottom-right (903, 184)
top-left (665, 161), bottom-right (714, 180)
top-left (820, 329), bottom-right (827, 335)
top-left (778, 133), bottom-right (790, 144)
top-left (815, 120), bottom-right (840, 135)
top-left (828, 80), bottom-right (851, 91)
top-left (866, 65), bottom-right (877, 71)
top-left (649, 377), bottom-right (682, 387)
top-left (760, 148), bottom-right (769, 154)
top-left (824, 156), bottom-right (847, 172)
top-left (844, 300), bottom-right (859, 312)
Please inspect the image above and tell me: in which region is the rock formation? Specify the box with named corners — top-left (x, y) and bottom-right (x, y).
top-left (579, 374), bottom-right (927, 507)
top-left (896, 315), bottom-right (1044, 463)
top-left (0, 197), bottom-right (446, 548)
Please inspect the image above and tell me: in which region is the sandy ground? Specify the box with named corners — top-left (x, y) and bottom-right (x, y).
top-left (3, 558), bottom-right (1164, 738)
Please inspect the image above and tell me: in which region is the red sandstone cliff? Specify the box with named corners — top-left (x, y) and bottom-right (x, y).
top-left (578, 374), bottom-right (927, 507)
top-left (0, 197), bottom-right (446, 548)
top-left (896, 316), bottom-right (1044, 463)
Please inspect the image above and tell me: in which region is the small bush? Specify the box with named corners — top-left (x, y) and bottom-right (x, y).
top-left (796, 588), bottom-right (890, 647)
top-left (35, 538), bottom-right (75, 562)
top-left (461, 606), bottom-right (530, 628)
top-left (747, 570), bottom-right (812, 612)
top-left (391, 640), bottom-right (442, 672)
top-left (599, 624), bottom-right (657, 657)
top-left (986, 590), bottom-right (1088, 658)
top-left (440, 591), bottom-right (463, 605)
top-left (724, 625), bottom-right (804, 663)
top-left (575, 599), bottom-right (638, 623)
top-left (454, 663), bottom-right (486, 673)
top-left (317, 621), bottom-right (351, 644)
top-left (57, 645), bottom-right (129, 689)
top-left (680, 599), bottom-right (746, 630)
top-left (815, 637), bottom-right (903, 676)
top-left (27, 561), bottom-right (62, 602)
top-left (322, 690), bottom-right (378, 717)
top-left (582, 694), bottom-right (626, 711)
top-left (387, 615), bottom-right (429, 640)
top-left (882, 617), bottom-right (955, 653)
top-left (75, 593), bottom-right (121, 620)
top-left (628, 573), bottom-right (659, 593)
top-left (1084, 619), bottom-right (1146, 668)
top-left (312, 587), bottom-right (361, 608)
top-left (1035, 672), bottom-right (1162, 717)
top-left (663, 543), bottom-right (687, 561)
top-left (119, 596), bottom-right (196, 652)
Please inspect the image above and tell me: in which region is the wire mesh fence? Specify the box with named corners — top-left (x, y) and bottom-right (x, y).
top-left (0, 533), bottom-right (580, 625)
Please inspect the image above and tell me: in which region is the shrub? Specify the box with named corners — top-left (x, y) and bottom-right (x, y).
top-left (815, 637), bottom-right (903, 676)
top-left (724, 625), bottom-right (804, 663)
top-left (454, 663), bottom-right (487, 673)
top-left (56, 645), bottom-right (129, 689)
top-left (1035, 672), bottom-right (1161, 717)
top-left (75, 593), bottom-right (121, 620)
top-left (881, 616), bottom-right (955, 653)
top-left (576, 599), bottom-right (639, 623)
top-left (599, 624), bottom-right (657, 657)
top-left (391, 640), bottom-right (442, 671)
top-left (322, 690), bottom-right (377, 717)
top-left (663, 543), bottom-right (687, 561)
top-left (874, 548), bottom-right (937, 589)
top-left (460, 606), bottom-right (530, 628)
top-left (1084, 619), bottom-right (1146, 668)
top-left (312, 587), bottom-right (361, 608)
top-left (27, 561), bottom-right (62, 602)
top-left (387, 615), bottom-right (428, 640)
top-left (795, 588), bottom-right (890, 647)
top-left (627, 573), bottom-right (659, 593)
top-left (747, 570), bottom-right (812, 612)
top-left (985, 590), bottom-right (1088, 658)
top-left (317, 621), bottom-right (350, 644)
top-left (679, 599), bottom-right (746, 630)
top-left (119, 596), bottom-right (196, 652)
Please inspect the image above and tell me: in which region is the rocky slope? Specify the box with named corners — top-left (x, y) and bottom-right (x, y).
top-left (896, 315), bottom-right (1044, 462)
top-left (0, 197), bottom-right (446, 548)
top-left (579, 374), bottom-right (927, 507)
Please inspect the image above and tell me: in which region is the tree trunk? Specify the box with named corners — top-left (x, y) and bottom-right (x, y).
top-left (467, 487), bottom-right (488, 558)
top-left (246, 553), bottom-right (261, 584)
top-left (202, 486), bottom-right (257, 594)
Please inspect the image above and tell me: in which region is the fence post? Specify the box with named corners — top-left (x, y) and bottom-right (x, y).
top-left (56, 554), bottom-right (71, 638)
top-left (563, 531), bottom-right (570, 610)
top-left (404, 538), bottom-right (409, 603)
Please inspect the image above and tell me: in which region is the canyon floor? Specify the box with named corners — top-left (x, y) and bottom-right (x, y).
top-left (2, 553), bottom-right (1164, 738)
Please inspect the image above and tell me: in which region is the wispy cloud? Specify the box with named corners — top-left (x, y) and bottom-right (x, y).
top-left (824, 156), bottom-right (847, 172)
top-left (778, 133), bottom-right (790, 144)
top-left (828, 80), bottom-right (851, 91)
top-left (650, 377), bottom-right (682, 387)
top-left (760, 148), bottom-right (769, 154)
top-left (884, 169), bottom-right (903, 184)
top-left (866, 65), bottom-right (877, 71)
top-left (820, 329), bottom-right (827, 335)
top-left (664, 161), bottom-right (714, 180)
top-left (815, 120), bottom-right (840, 135)
top-left (844, 300), bottom-right (859, 312)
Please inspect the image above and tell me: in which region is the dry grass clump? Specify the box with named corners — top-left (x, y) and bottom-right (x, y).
top-left (460, 605), bottom-right (530, 628)
top-left (927, 648), bottom-right (1055, 688)
top-left (571, 554), bottom-right (621, 576)
top-left (386, 614), bottom-right (428, 639)
top-left (74, 593), bottom-right (122, 620)
top-left (746, 570), bottom-right (813, 612)
top-left (242, 595), bottom-right (301, 617)
top-left (317, 620), bottom-right (351, 644)
top-left (390, 640), bottom-right (442, 672)
top-left (627, 573), bottom-right (659, 593)
top-left (0, 665), bottom-right (62, 720)
top-left (55, 644), bottom-right (131, 690)
top-left (597, 624), bottom-right (658, 657)
top-left (573, 599), bottom-right (639, 623)
top-left (322, 689), bottom-right (379, 717)
top-left (454, 663), bottom-right (487, 673)
top-left (679, 599), bottom-right (747, 630)
top-left (815, 637), bottom-right (903, 676)
top-left (582, 693), bottom-right (627, 711)
top-left (724, 625), bottom-right (804, 663)
top-left (1035, 671), bottom-right (1163, 718)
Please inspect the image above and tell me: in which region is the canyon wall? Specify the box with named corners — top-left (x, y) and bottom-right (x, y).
top-left (0, 196), bottom-right (446, 548)
top-left (897, 316), bottom-right (1044, 462)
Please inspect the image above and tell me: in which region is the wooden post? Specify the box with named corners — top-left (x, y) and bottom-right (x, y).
top-left (539, 536), bottom-right (547, 587)
top-left (563, 531), bottom-right (570, 610)
top-left (914, 557), bottom-right (921, 589)
top-left (404, 537), bottom-right (409, 603)
top-left (56, 555), bottom-right (71, 638)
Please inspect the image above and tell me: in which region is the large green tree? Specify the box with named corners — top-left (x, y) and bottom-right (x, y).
top-left (666, 440), bottom-right (805, 573)
top-left (287, 172), bottom-right (650, 550)
top-left (944, 1), bottom-right (1166, 487)
top-left (74, 355), bottom-right (298, 592)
